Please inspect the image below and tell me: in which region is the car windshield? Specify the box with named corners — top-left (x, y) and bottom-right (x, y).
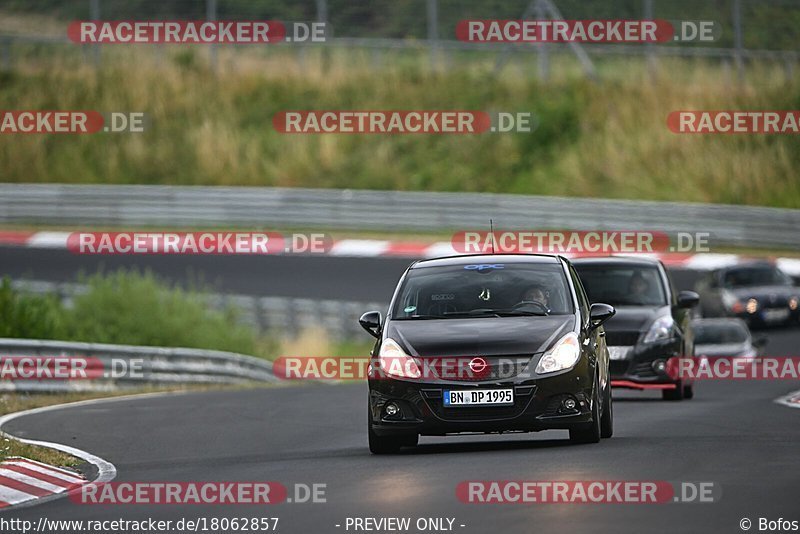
top-left (721, 266), bottom-right (792, 288)
top-left (694, 322), bottom-right (749, 344)
top-left (574, 263), bottom-right (668, 306)
top-left (391, 262), bottom-right (573, 319)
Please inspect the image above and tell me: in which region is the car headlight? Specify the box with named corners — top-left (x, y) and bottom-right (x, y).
top-left (789, 296), bottom-right (798, 311)
top-left (378, 338), bottom-right (421, 379)
top-left (535, 332), bottom-right (581, 374)
top-left (642, 316), bottom-right (675, 344)
top-left (745, 298), bottom-right (758, 314)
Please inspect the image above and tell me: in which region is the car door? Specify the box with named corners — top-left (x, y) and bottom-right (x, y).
top-left (568, 263), bottom-right (608, 388)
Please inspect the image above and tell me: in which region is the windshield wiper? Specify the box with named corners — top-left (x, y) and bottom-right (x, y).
top-left (494, 309), bottom-right (549, 317)
top-left (442, 309), bottom-right (502, 318)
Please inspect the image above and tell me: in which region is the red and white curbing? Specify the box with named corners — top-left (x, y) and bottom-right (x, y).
top-left (0, 457), bottom-right (87, 509)
top-left (0, 231), bottom-right (799, 276)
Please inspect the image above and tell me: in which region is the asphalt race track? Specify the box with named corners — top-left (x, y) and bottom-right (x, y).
top-left (2, 247), bottom-right (799, 533)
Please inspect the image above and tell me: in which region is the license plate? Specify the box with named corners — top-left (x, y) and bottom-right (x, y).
top-left (443, 389), bottom-right (514, 407)
top-left (763, 308), bottom-right (789, 323)
top-left (608, 346), bottom-right (632, 360)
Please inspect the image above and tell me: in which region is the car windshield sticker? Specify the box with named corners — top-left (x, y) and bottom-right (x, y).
top-left (464, 264), bottom-right (505, 271)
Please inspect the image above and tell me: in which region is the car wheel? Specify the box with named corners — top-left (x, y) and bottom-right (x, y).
top-left (570, 374), bottom-right (602, 444)
top-left (682, 384), bottom-right (694, 399)
top-left (368, 407), bottom-right (415, 454)
top-left (662, 381), bottom-right (685, 401)
top-left (600, 381), bottom-right (613, 439)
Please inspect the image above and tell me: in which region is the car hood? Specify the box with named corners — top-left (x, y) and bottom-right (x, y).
top-left (602, 305), bottom-right (669, 333)
top-left (727, 286), bottom-right (799, 302)
top-left (385, 316), bottom-right (574, 357)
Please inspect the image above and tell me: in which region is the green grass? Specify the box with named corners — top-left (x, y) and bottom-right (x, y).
top-left (0, 43), bottom-right (798, 207)
top-left (0, 441), bottom-right (80, 468)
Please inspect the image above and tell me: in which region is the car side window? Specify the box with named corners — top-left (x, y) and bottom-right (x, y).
top-left (568, 265), bottom-right (590, 320)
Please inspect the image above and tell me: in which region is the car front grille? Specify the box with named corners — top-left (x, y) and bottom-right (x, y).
top-left (630, 361), bottom-right (658, 379)
top-left (413, 355), bottom-right (533, 382)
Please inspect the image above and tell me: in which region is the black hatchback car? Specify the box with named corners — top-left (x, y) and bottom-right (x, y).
top-left (573, 256), bottom-right (699, 401)
top-left (359, 254), bottom-right (615, 454)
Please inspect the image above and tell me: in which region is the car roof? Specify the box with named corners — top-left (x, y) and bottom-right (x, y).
top-left (410, 253), bottom-right (563, 269)
top-left (570, 255), bottom-right (663, 267)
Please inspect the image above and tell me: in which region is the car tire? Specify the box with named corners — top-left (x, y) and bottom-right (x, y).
top-left (662, 381), bottom-right (685, 401)
top-left (368, 408), bottom-right (416, 454)
top-left (600, 381), bottom-right (613, 439)
top-left (570, 374), bottom-right (602, 444)
top-left (682, 384), bottom-right (694, 399)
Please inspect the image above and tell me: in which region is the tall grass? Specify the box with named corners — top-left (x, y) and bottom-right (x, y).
top-left (0, 45), bottom-right (798, 207)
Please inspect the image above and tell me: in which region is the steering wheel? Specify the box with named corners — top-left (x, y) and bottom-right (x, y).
top-left (512, 300), bottom-right (550, 314)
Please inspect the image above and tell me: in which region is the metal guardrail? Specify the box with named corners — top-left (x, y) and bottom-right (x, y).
top-left (0, 184), bottom-right (798, 248)
top-left (0, 337), bottom-right (277, 393)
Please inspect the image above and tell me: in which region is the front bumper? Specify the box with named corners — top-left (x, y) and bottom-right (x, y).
top-left (368, 360), bottom-right (596, 437)
top-left (608, 337), bottom-right (684, 389)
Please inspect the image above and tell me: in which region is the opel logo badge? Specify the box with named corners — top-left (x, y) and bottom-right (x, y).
top-left (469, 357), bottom-right (488, 373)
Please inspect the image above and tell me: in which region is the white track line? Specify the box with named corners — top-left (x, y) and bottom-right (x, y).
top-left (774, 389), bottom-right (800, 409)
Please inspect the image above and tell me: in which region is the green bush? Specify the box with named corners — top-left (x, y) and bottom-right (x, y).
top-left (0, 278), bottom-right (65, 339)
top-left (0, 271), bottom-right (264, 356)
top-left (62, 270), bottom-right (257, 354)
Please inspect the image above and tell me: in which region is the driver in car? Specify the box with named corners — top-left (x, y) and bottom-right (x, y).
top-left (518, 286), bottom-right (549, 310)
top-left (628, 272), bottom-right (650, 300)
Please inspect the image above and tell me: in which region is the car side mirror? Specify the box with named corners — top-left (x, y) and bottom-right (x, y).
top-left (677, 290), bottom-right (700, 309)
top-left (358, 311), bottom-right (382, 339)
top-left (590, 303), bottom-right (615, 328)
top-left (753, 335), bottom-right (768, 349)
